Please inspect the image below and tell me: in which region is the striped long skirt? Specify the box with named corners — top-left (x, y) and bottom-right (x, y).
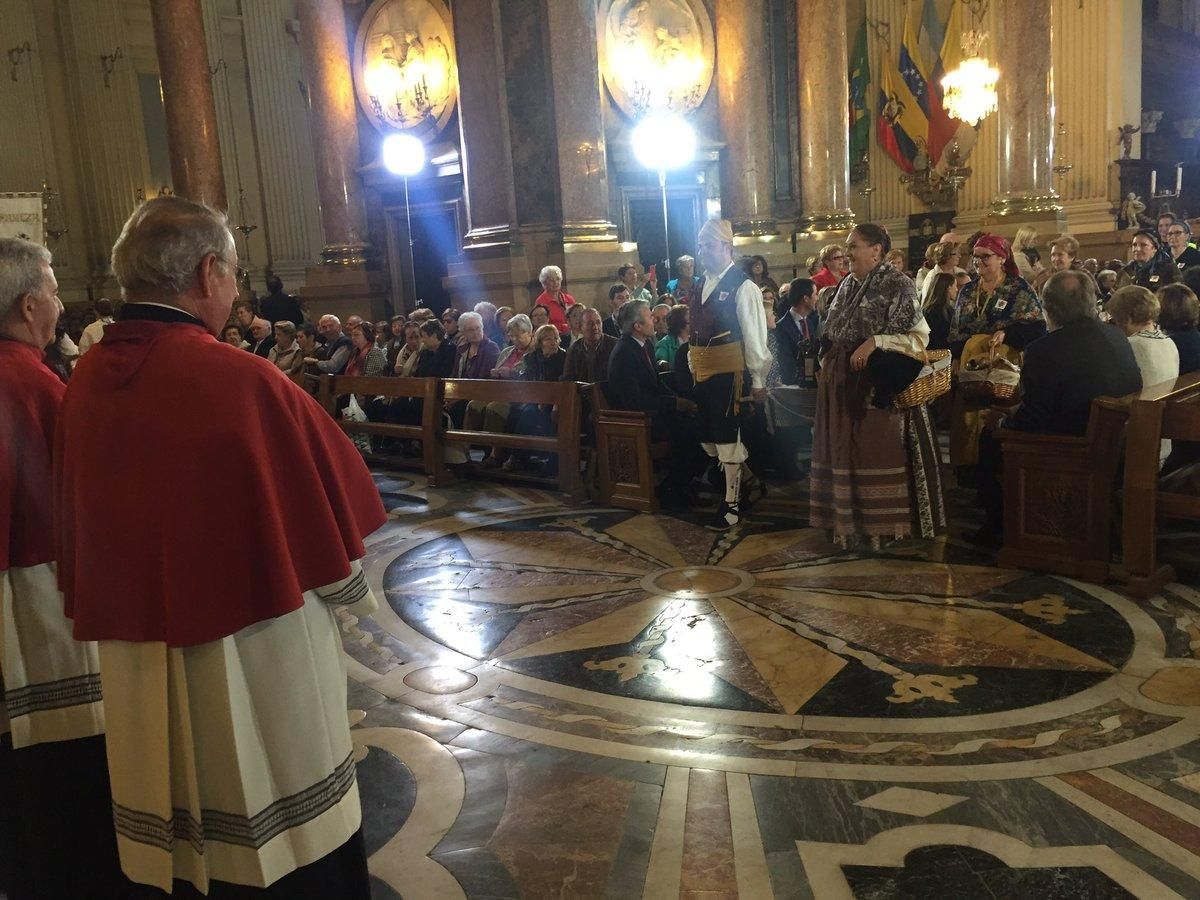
top-left (809, 349), bottom-right (947, 546)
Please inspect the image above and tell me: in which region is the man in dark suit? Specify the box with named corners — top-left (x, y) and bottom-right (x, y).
top-left (260, 275), bottom-right (304, 327)
top-left (602, 283), bottom-right (631, 338)
top-left (607, 299), bottom-right (700, 505)
top-left (974, 270), bottom-right (1143, 544)
top-left (775, 277), bottom-right (820, 386)
top-left (245, 316), bottom-right (275, 358)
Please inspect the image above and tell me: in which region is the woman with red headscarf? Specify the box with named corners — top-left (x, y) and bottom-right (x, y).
top-left (948, 233), bottom-right (1045, 468)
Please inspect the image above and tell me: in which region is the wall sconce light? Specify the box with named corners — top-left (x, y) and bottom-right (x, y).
top-left (100, 46), bottom-right (124, 88)
top-left (43, 181), bottom-right (68, 244)
top-left (1052, 123), bottom-right (1074, 178)
top-left (7, 41), bottom-right (31, 82)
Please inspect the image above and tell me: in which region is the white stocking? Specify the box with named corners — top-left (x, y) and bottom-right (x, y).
top-left (723, 461), bottom-right (741, 506)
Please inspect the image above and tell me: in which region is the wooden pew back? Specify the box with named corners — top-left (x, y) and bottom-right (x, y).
top-left (590, 382), bottom-right (671, 512)
top-left (1119, 370), bottom-right (1200, 594)
top-left (997, 392), bottom-right (1136, 582)
top-left (318, 374), bottom-right (586, 500)
top-left (442, 378), bottom-right (585, 500)
top-left (318, 375), bottom-right (448, 484)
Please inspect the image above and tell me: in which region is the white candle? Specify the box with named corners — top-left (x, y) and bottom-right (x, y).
top-left (1177, 164), bottom-right (1183, 193)
top-left (1150, 170), bottom-right (1157, 195)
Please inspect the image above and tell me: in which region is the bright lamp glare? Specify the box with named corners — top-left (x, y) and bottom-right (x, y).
top-left (382, 133), bottom-right (426, 176)
top-left (632, 116), bottom-right (697, 172)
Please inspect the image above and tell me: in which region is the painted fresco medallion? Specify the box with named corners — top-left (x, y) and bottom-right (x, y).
top-left (353, 0), bottom-right (458, 136)
top-left (597, 0), bottom-right (715, 117)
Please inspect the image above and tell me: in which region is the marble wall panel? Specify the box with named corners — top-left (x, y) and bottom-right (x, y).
top-left (501, 0), bottom-right (559, 228)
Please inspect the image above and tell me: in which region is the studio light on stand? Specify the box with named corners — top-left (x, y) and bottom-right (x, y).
top-left (383, 132), bottom-right (426, 310)
top-left (632, 116), bottom-right (696, 283)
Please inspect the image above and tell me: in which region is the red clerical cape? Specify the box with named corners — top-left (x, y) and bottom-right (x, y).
top-left (0, 340), bottom-right (64, 570)
top-left (55, 320), bottom-right (387, 647)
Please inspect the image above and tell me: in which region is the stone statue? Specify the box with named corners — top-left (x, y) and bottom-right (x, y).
top-left (1117, 124), bottom-right (1140, 160)
top-left (1118, 192), bottom-right (1151, 229)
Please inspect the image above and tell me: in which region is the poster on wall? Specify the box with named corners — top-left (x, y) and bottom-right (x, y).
top-left (907, 210), bottom-right (956, 272)
top-left (0, 193), bottom-right (44, 244)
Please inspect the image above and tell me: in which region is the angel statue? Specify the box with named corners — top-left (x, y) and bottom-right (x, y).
top-left (1117, 124), bottom-right (1140, 160)
top-left (1118, 192), bottom-right (1151, 230)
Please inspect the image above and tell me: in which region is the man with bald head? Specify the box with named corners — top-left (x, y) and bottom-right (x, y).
top-left (562, 307), bottom-right (617, 383)
top-left (245, 316), bottom-right (275, 358)
top-left (307, 313), bottom-right (353, 375)
top-left (689, 218), bottom-right (773, 528)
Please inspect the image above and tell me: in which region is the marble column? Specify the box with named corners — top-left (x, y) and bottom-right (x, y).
top-left (716, 0), bottom-right (777, 236)
top-left (544, 0), bottom-right (618, 243)
top-left (295, 0), bottom-right (372, 264)
top-left (441, 0), bottom-right (534, 311)
top-left (150, 0), bottom-right (227, 210)
top-left (795, 0), bottom-right (854, 233)
top-left (991, 0), bottom-right (1061, 217)
top-left (454, 0), bottom-right (518, 248)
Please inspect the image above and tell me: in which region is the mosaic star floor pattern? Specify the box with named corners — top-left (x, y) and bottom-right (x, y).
top-left (343, 469), bottom-right (1200, 898)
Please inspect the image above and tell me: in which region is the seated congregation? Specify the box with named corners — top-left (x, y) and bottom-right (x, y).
top-left (60, 217), bottom-right (1200, 564)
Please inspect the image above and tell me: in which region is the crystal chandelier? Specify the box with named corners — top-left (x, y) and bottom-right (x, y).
top-left (941, 32), bottom-right (998, 127)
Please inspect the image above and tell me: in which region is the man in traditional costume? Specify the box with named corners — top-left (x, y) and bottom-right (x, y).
top-left (0, 238), bottom-right (124, 898)
top-left (56, 198), bottom-right (386, 898)
top-left (687, 219), bottom-right (773, 527)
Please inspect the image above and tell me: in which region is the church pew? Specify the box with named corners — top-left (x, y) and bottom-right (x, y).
top-left (317, 374), bottom-right (450, 486)
top-left (996, 393), bottom-right (1136, 583)
top-left (441, 378), bottom-right (586, 502)
top-left (1116, 371), bottom-right (1200, 596)
top-left (590, 381), bottom-right (672, 513)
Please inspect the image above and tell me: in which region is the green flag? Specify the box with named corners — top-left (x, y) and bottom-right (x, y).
top-left (849, 18), bottom-right (871, 170)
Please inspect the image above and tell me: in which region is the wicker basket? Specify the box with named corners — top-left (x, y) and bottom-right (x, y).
top-left (959, 351), bottom-right (1020, 402)
top-left (895, 349), bottom-right (952, 408)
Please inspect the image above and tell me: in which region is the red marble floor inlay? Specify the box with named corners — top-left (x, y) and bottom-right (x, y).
top-left (680, 769), bottom-right (738, 897)
top-left (1057, 771), bottom-right (1200, 856)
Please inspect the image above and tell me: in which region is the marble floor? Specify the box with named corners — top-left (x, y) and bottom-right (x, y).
top-left (344, 467), bottom-right (1200, 899)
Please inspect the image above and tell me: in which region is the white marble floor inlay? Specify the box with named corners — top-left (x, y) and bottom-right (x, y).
top-left (854, 786), bottom-right (968, 817)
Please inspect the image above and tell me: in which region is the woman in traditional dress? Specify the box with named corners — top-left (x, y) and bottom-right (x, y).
top-left (810, 223), bottom-right (946, 548)
top-left (947, 234), bottom-right (1045, 469)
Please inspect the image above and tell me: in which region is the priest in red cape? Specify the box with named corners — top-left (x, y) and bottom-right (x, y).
top-left (55, 198), bottom-right (387, 898)
top-left (0, 238), bottom-right (124, 897)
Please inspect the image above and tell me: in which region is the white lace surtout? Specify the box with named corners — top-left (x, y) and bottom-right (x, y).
top-left (1, 561), bottom-right (104, 748)
top-left (100, 561), bottom-right (377, 893)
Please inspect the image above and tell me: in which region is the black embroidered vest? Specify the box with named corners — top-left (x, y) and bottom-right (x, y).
top-left (688, 265), bottom-right (749, 346)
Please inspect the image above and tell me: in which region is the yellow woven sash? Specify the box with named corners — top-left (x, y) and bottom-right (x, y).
top-left (690, 340), bottom-right (746, 415)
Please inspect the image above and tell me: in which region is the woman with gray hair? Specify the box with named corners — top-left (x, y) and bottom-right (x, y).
top-left (268, 319), bottom-right (305, 378)
top-left (667, 254), bottom-right (696, 296)
top-left (534, 265), bottom-right (576, 335)
top-left (451, 310), bottom-right (500, 379)
top-left (473, 300), bottom-right (505, 344)
top-left (466, 313), bottom-right (535, 468)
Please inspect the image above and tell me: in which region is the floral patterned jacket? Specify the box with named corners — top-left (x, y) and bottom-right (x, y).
top-left (949, 275), bottom-right (1046, 354)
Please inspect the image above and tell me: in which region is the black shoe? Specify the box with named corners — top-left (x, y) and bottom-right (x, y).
top-left (707, 501), bottom-right (741, 530)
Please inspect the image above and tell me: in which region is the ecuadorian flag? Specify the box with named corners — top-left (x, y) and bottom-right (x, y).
top-left (876, 8), bottom-right (929, 174)
top-left (921, 0), bottom-right (957, 164)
